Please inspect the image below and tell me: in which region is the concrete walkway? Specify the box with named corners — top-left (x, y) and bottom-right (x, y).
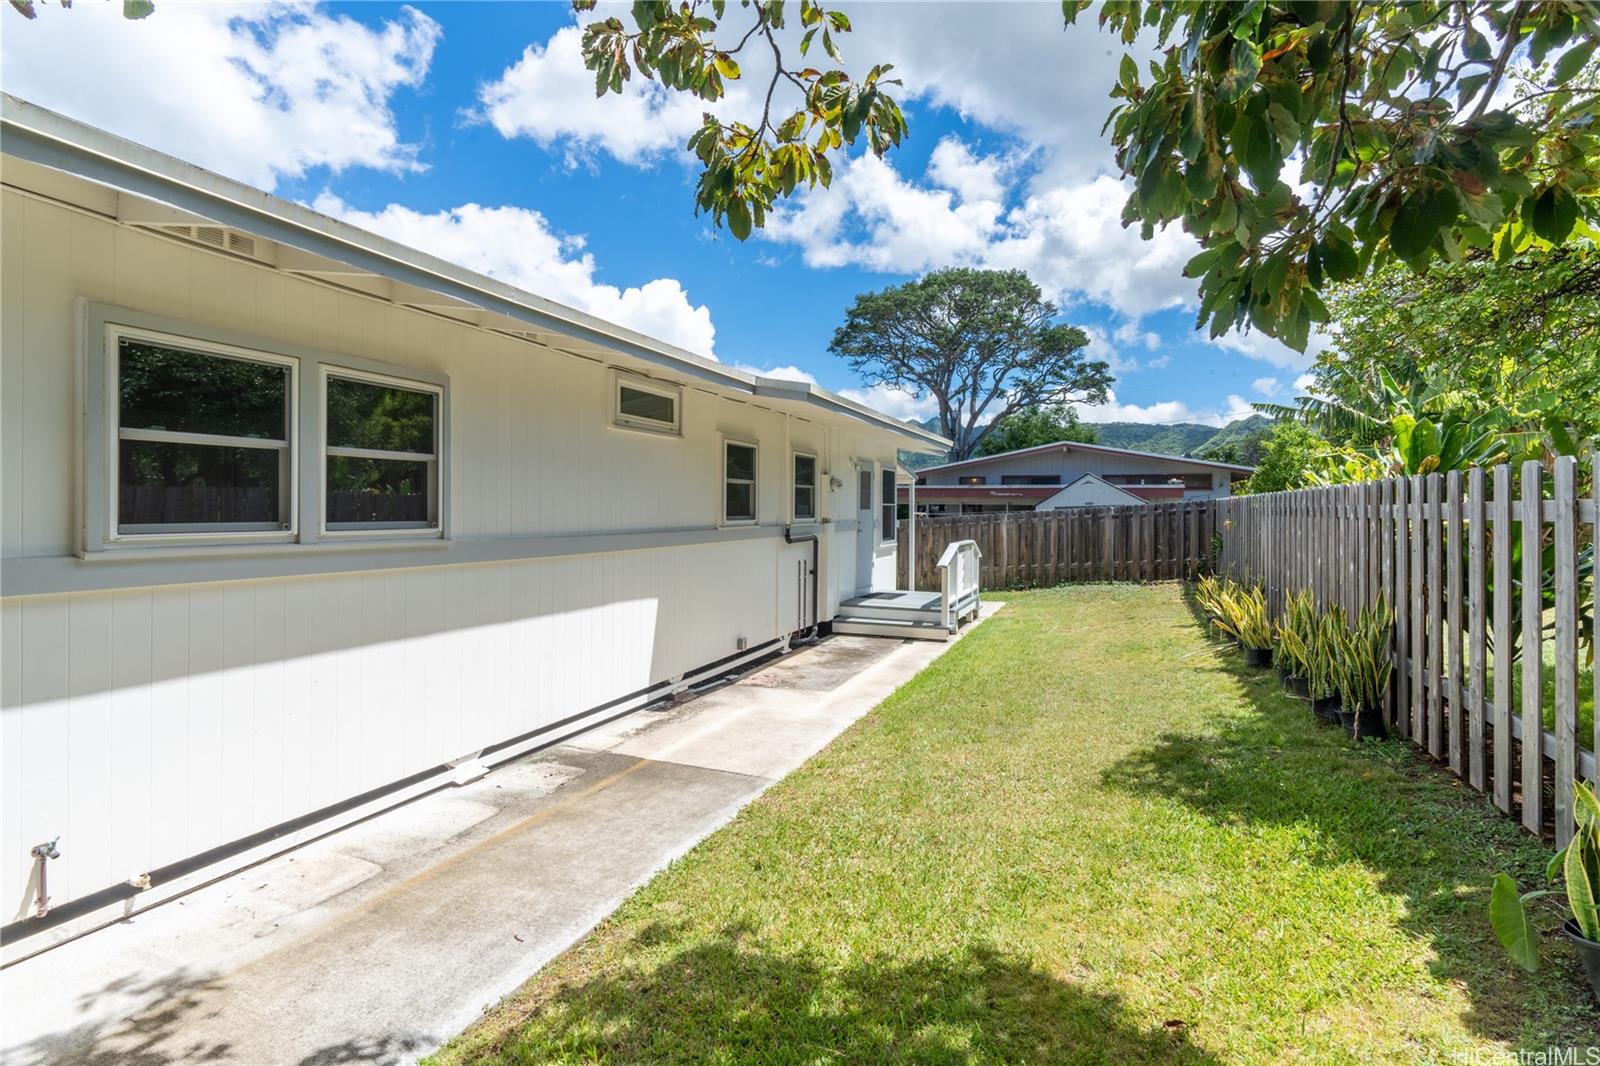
top-left (0, 611), bottom-right (997, 1066)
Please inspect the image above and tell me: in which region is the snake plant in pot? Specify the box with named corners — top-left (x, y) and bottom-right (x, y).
top-left (1332, 597), bottom-right (1394, 740)
top-left (1491, 780), bottom-right (1600, 1002)
top-left (1307, 606), bottom-right (1346, 723)
top-left (1216, 584), bottom-right (1274, 667)
top-left (1193, 575), bottom-right (1230, 639)
top-left (1273, 589), bottom-right (1316, 696)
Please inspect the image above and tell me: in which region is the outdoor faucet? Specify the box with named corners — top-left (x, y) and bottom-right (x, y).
top-left (30, 837), bottom-right (60, 918)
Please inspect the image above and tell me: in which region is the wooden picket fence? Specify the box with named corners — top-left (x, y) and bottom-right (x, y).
top-left (1216, 455), bottom-right (1597, 844)
top-left (896, 501), bottom-right (1216, 591)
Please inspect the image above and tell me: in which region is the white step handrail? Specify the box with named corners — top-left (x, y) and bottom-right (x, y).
top-left (936, 539), bottom-right (982, 632)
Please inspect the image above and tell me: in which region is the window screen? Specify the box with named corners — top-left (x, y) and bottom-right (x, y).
top-left (116, 338), bottom-right (291, 532)
top-left (325, 375), bottom-right (438, 527)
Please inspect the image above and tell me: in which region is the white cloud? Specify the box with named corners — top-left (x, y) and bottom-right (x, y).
top-left (1211, 326), bottom-right (1331, 371)
top-left (1252, 376), bottom-right (1282, 397)
top-left (764, 152), bottom-right (1198, 321)
top-left (1075, 390), bottom-right (1254, 428)
top-left (1147, 355), bottom-right (1172, 370)
top-left (312, 194), bottom-right (716, 356)
top-left (1, 2), bottom-right (439, 190)
top-left (732, 363), bottom-right (817, 383)
top-left (476, 23), bottom-right (709, 166)
top-left (1082, 325), bottom-right (1139, 375)
top-left (1293, 373), bottom-right (1317, 392)
top-left (838, 383), bottom-right (939, 424)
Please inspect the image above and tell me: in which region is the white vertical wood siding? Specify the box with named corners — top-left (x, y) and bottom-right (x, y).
top-left (0, 185), bottom-right (903, 921)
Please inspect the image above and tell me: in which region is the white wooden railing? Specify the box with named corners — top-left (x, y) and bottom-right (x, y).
top-left (937, 539), bottom-right (982, 632)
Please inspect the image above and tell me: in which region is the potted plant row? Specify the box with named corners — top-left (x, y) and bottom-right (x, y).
top-left (1492, 778), bottom-right (1600, 1003)
top-left (1194, 577), bottom-right (1397, 741)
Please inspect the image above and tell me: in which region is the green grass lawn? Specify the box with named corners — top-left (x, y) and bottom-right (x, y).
top-left (432, 585), bottom-right (1599, 1065)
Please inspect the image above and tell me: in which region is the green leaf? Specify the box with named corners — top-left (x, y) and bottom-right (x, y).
top-left (1554, 40), bottom-right (1596, 85)
top-left (1218, 38), bottom-right (1261, 103)
top-left (1529, 185), bottom-right (1580, 243)
top-left (727, 198), bottom-right (753, 241)
top-left (1390, 189), bottom-right (1442, 260)
top-left (123, 0), bottom-right (154, 17)
top-left (712, 53), bottom-right (741, 80)
top-left (1566, 834), bottom-right (1600, 940)
top-left (1489, 873), bottom-right (1541, 971)
top-left (1119, 53), bottom-right (1139, 88)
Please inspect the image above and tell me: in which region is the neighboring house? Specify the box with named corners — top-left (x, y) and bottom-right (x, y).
top-left (0, 95), bottom-right (948, 959)
top-left (904, 440), bottom-right (1253, 513)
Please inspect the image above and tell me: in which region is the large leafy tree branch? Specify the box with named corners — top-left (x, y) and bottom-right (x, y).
top-left (829, 269), bottom-right (1111, 462)
top-left (1065, 1), bottom-right (1600, 350)
top-left (575, 0), bottom-right (905, 238)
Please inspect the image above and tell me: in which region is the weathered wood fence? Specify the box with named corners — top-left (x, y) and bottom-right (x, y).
top-left (1216, 455), bottom-right (1597, 844)
top-left (896, 501), bottom-right (1216, 590)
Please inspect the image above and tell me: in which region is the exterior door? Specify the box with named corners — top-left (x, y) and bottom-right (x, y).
top-left (856, 466), bottom-right (875, 592)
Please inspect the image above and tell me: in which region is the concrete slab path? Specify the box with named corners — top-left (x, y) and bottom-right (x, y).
top-left (0, 610), bottom-right (997, 1066)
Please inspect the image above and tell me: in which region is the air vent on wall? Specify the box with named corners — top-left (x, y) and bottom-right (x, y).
top-left (146, 224), bottom-right (270, 264)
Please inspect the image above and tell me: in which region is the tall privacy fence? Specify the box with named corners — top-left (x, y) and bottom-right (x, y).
top-left (1216, 455), bottom-right (1597, 842)
top-left (896, 501), bottom-right (1216, 591)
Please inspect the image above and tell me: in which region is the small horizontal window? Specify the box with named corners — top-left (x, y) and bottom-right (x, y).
top-left (325, 374), bottom-right (440, 530)
top-left (1000, 475), bottom-right (1060, 486)
top-left (958, 475), bottom-right (987, 485)
top-left (615, 376), bottom-right (680, 434)
top-left (114, 336), bottom-right (293, 536)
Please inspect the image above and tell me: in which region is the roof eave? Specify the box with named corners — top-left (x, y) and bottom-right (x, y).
top-left (0, 93), bottom-right (944, 450)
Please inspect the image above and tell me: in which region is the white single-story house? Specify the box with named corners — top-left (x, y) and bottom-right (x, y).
top-left (0, 95), bottom-right (955, 960)
top-left (903, 440), bottom-right (1254, 513)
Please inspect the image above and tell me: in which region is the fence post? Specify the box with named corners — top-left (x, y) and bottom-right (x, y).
top-left (1520, 459), bottom-right (1544, 835)
top-left (1552, 455), bottom-right (1579, 848)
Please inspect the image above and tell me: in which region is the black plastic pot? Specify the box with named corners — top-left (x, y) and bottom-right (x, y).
top-left (1564, 918), bottom-right (1600, 1003)
top-left (1244, 646), bottom-right (1272, 668)
top-left (1282, 673), bottom-right (1309, 698)
top-left (1311, 696), bottom-right (1341, 723)
top-left (1337, 706), bottom-right (1388, 740)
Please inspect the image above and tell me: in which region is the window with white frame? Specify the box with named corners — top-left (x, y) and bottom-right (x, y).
top-left (614, 374), bottom-right (680, 434)
top-left (723, 440), bottom-right (758, 524)
top-left (880, 467), bottom-right (897, 542)
top-left (324, 371), bottom-right (440, 530)
top-left (113, 332), bottom-right (295, 536)
top-left (792, 452), bottom-right (816, 521)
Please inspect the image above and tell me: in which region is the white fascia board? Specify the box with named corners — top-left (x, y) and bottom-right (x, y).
top-left (0, 93), bottom-right (946, 451)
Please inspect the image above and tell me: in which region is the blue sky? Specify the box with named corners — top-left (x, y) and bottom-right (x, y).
top-left (2, 1), bottom-right (1322, 426)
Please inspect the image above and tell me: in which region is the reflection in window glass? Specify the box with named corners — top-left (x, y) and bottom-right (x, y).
top-left (327, 456), bottom-right (430, 524)
top-left (618, 385), bottom-right (676, 427)
top-left (724, 442), bottom-right (757, 522)
top-left (119, 440), bottom-right (281, 527)
top-left (881, 469), bottom-right (897, 541)
top-left (119, 340), bottom-right (287, 440)
top-left (793, 454), bottom-right (816, 520)
top-left (325, 375), bottom-right (438, 528)
top-left (326, 377), bottom-right (435, 454)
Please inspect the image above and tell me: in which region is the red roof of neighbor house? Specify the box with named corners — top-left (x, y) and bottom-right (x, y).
top-left (896, 485), bottom-right (1061, 501)
top-left (914, 439), bottom-right (1255, 477)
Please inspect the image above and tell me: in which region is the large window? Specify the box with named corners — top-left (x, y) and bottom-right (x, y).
top-left (723, 440), bottom-right (758, 524)
top-left (792, 452), bottom-right (816, 521)
top-left (113, 334), bottom-right (294, 536)
top-left (880, 468), bottom-right (897, 542)
top-left (324, 372), bottom-right (440, 530)
top-left (614, 374), bottom-right (680, 435)
top-left (89, 309), bottom-right (448, 551)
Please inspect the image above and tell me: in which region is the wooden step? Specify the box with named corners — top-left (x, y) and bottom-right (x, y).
top-left (830, 616), bottom-right (951, 641)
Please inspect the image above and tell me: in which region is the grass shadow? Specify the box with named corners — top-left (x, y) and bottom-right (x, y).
top-left (443, 923), bottom-right (1218, 1065)
top-left (1105, 590), bottom-right (1599, 1048)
